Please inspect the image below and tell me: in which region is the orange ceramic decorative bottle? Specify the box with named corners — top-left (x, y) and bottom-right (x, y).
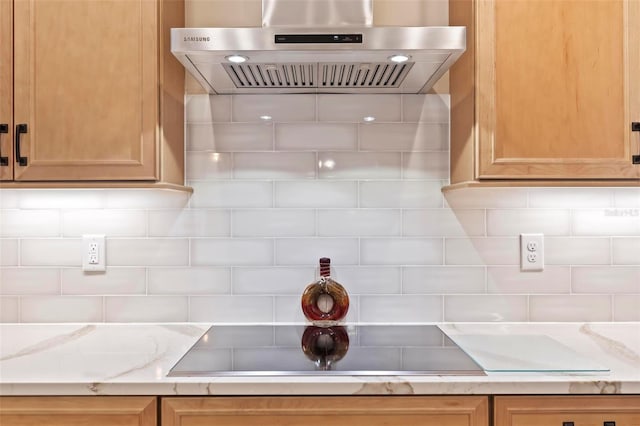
top-left (301, 325), bottom-right (350, 370)
top-left (301, 257), bottom-right (349, 323)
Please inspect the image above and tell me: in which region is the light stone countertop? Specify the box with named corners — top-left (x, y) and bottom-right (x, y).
top-left (0, 322), bottom-right (638, 396)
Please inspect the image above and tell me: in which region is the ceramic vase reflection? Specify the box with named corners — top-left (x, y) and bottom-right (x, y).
top-left (301, 326), bottom-right (349, 371)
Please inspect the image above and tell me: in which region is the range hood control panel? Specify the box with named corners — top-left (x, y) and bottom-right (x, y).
top-left (275, 34), bottom-right (363, 44)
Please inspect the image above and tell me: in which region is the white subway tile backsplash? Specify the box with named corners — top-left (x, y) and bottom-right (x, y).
top-left (105, 190), bottom-right (189, 209)
top-left (0, 268), bottom-right (60, 295)
top-left (1, 210), bottom-right (60, 237)
top-left (0, 297), bottom-right (19, 322)
top-left (614, 295), bottom-right (640, 321)
top-left (613, 188), bottom-right (640, 207)
top-left (61, 268), bottom-right (146, 295)
top-left (444, 295), bottom-right (528, 322)
top-left (191, 239), bottom-right (274, 266)
top-left (0, 239), bottom-right (18, 266)
top-left (186, 152), bottom-right (232, 180)
top-left (276, 123), bottom-right (357, 151)
top-left (232, 209), bottom-right (315, 237)
top-left (187, 123), bottom-right (274, 152)
top-left (105, 296), bottom-right (188, 322)
top-left (359, 295), bottom-right (443, 322)
top-left (444, 188), bottom-right (528, 209)
top-left (21, 239), bottom-right (82, 266)
top-left (233, 267), bottom-right (315, 294)
top-left (572, 267), bottom-right (640, 294)
top-left (275, 181), bottom-right (357, 208)
top-left (402, 152), bottom-right (449, 179)
top-left (234, 152), bottom-right (316, 179)
top-left (487, 209), bottom-right (570, 236)
top-left (361, 238), bottom-right (443, 265)
top-left (18, 190), bottom-right (105, 209)
top-left (612, 237), bottom-right (640, 265)
top-left (573, 209), bottom-right (640, 236)
top-left (528, 188), bottom-right (614, 208)
top-left (190, 181), bottom-right (273, 208)
top-left (0, 190), bottom-right (20, 209)
top-left (190, 296), bottom-right (273, 322)
top-left (0, 93), bottom-right (636, 324)
top-left (317, 152), bottom-right (400, 179)
top-left (487, 266), bottom-right (570, 294)
top-left (445, 238), bottom-right (519, 266)
top-left (149, 209), bottom-right (230, 237)
top-left (186, 94), bottom-right (231, 122)
top-left (318, 95), bottom-right (401, 122)
top-left (402, 266), bottom-right (486, 294)
top-left (529, 295), bottom-right (612, 321)
top-left (21, 296), bottom-right (103, 322)
top-left (360, 123), bottom-right (449, 152)
top-left (318, 209), bottom-right (401, 236)
top-left (107, 239), bottom-right (189, 266)
top-left (403, 209), bottom-right (485, 237)
top-left (233, 95), bottom-right (316, 122)
top-left (62, 210), bottom-right (146, 237)
top-left (402, 95), bottom-right (450, 123)
top-left (276, 238), bottom-right (359, 265)
top-left (332, 266), bottom-right (401, 294)
top-left (546, 237), bottom-right (611, 265)
top-left (148, 267), bottom-right (231, 295)
top-left (360, 181), bottom-right (443, 208)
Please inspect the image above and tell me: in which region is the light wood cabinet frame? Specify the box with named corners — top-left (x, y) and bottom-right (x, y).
top-left (494, 395), bottom-right (640, 426)
top-left (450, 0), bottom-right (640, 183)
top-left (0, 396), bottom-right (157, 426)
top-left (162, 396), bottom-right (489, 426)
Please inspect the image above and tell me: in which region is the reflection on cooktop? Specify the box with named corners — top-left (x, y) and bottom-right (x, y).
top-left (168, 324), bottom-right (485, 376)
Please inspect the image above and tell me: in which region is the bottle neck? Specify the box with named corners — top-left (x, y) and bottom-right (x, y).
top-left (319, 258), bottom-right (331, 278)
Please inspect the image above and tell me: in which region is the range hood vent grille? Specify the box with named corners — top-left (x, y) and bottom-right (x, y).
top-left (223, 62), bottom-right (413, 89)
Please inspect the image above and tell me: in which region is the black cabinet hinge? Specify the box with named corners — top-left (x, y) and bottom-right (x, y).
top-left (0, 123), bottom-right (8, 166)
top-left (633, 122), bottom-right (640, 164)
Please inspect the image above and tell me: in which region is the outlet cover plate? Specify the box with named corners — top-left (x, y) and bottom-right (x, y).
top-left (82, 234), bottom-right (106, 272)
top-left (520, 233), bottom-right (544, 272)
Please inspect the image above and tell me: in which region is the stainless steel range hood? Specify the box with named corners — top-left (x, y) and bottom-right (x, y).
top-left (171, 0), bottom-right (465, 95)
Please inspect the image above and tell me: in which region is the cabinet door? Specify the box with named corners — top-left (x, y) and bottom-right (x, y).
top-left (0, 0), bottom-right (12, 181)
top-left (476, 0), bottom-right (640, 179)
top-left (162, 396), bottom-right (489, 426)
top-left (12, 0), bottom-right (159, 181)
top-left (495, 395), bottom-right (640, 426)
top-left (0, 396), bottom-right (156, 426)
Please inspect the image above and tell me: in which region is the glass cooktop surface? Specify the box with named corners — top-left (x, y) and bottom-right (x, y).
top-left (168, 324), bottom-right (485, 376)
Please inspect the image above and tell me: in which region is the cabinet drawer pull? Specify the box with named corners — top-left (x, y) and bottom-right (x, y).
top-left (603, 422), bottom-right (616, 426)
top-left (15, 123), bottom-right (28, 166)
top-left (0, 123), bottom-right (7, 166)
top-left (562, 423), bottom-right (575, 426)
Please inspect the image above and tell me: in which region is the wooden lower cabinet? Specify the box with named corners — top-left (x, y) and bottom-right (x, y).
top-left (161, 396), bottom-right (489, 426)
top-left (0, 396), bottom-right (156, 426)
top-left (494, 396), bottom-right (640, 426)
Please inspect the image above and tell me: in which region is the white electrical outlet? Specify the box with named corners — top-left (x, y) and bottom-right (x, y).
top-left (520, 233), bottom-right (544, 272)
top-left (82, 234), bottom-right (106, 272)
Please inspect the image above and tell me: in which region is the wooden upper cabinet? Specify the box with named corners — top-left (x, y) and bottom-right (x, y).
top-left (1, 0), bottom-right (185, 185)
top-left (450, 0), bottom-right (640, 182)
top-left (0, 396), bottom-right (157, 426)
top-left (162, 396), bottom-right (489, 426)
top-left (0, 0), bottom-right (13, 181)
top-left (494, 395), bottom-right (640, 426)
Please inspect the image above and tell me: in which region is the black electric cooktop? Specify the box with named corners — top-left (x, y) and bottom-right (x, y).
top-left (168, 324), bottom-right (485, 376)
